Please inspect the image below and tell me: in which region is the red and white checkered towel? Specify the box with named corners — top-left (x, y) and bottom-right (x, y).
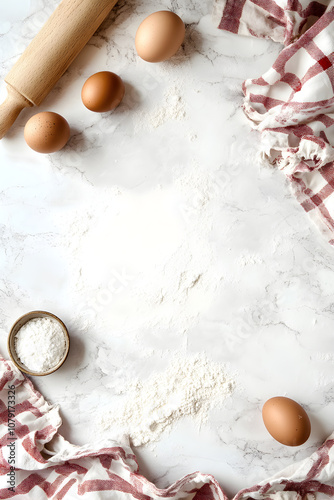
top-left (1, 354), bottom-right (334, 499)
top-left (215, 0), bottom-right (334, 244)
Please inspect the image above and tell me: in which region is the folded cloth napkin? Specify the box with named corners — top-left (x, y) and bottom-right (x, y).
top-left (215, 0), bottom-right (334, 244)
top-left (0, 355), bottom-right (334, 499)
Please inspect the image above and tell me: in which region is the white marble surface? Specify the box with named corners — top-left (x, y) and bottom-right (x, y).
top-left (1, 0), bottom-right (334, 497)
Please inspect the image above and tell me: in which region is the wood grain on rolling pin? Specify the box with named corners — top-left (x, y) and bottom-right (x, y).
top-left (0, 0), bottom-right (118, 138)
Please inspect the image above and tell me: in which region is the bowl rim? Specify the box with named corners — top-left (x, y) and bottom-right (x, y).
top-left (8, 310), bottom-right (70, 376)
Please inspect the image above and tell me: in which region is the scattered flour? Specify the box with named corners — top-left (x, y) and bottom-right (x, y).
top-left (135, 84), bottom-right (186, 131)
top-left (314, 352), bottom-right (334, 363)
top-left (99, 352), bottom-right (236, 446)
top-left (55, 165), bottom-right (223, 337)
top-left (237, 252), bottom-right (264, 267)
top-left (149, 86), bottom-right (186, 128)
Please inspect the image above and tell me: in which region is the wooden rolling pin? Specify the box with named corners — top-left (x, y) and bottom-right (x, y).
top-left (0, 0), bottom-right (118, 139)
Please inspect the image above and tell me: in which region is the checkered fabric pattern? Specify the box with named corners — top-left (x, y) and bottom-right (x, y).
top-left (0, 355), bottom-right (226, 499)
top-left (1, 354), bottom-right (334, 499)
top-left (215, 0), bottom-right (334, 244)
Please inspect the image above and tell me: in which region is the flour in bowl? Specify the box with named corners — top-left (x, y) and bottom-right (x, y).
top-left (15, 317), bottom-right (66, 372)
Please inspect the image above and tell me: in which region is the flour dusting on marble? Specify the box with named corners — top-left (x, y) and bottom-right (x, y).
top-left (149, 86), bottom-right (186, 128)
top-left (54, 166), bottom-right (223, 336)
top-left (99, 352), bottom-right (236, 446)
top-left (314, 352), bottom-right (334, 363)
top-left (237, 252), bottom-right (264, 267)
top-left (134, 83), bottom-right (187, 131)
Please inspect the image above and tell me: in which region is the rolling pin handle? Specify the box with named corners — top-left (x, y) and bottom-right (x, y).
top-left (0, 85), bottom-right (33, 139)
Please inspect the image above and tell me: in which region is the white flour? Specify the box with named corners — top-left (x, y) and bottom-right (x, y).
top-left (149, 86), bottom-right (186, 128)
top-left (99, 352), bottom-right (236, 446)
top-left (55, 165), bottom-right (223, 337)
top-left (237, 252), bottom-right (264, 267)
top-left (134, 84), bottom-right (186, 131)
top-left (314, 352), bottom-right (334, 362)
top-left (15, 317), bottom-right (66, 372)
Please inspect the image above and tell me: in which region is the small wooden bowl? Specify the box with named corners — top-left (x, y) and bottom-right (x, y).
top-left (8, 311), bottom-right (70, 376)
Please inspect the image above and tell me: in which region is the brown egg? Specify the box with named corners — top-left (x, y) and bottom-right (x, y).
top-left (81, 71), bottom-right (125, 112)
top-left (262, 396), bottom-right (311, 446)
top-left (135, 11), bottom-right (185, 63)
top-left (24, 112), bottom-right (70, 154)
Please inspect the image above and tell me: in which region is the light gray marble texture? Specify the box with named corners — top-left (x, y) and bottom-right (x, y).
top-left (0, 0), bottom-right (334, 497)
